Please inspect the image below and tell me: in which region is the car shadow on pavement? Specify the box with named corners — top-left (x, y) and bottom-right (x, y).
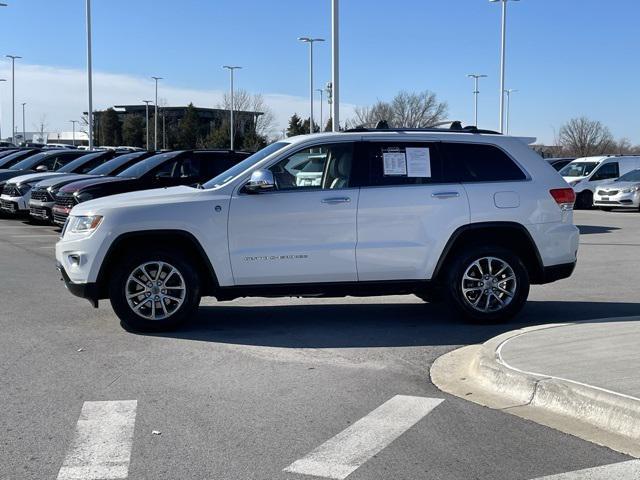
top-left (147, 299), bottom-right (640, 349)
top-left (577, 225), bottom-right (620, 234)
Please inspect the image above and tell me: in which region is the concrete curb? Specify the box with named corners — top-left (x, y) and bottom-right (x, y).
top-left (431, 318), bottom-right (640, 457)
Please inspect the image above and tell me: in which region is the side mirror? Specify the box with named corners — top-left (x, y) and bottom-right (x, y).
top-left (244, 169), bottom-right (276, 193)
top-left (35, 165), bottom-right (48, 172)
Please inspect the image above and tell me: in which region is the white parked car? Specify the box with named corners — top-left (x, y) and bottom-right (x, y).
top-left (593, 168), bottom-right (640, 211)
top-left (560, 156), bottom-right (640, 209)
top-left (56, 128), bottom-right (579, 331)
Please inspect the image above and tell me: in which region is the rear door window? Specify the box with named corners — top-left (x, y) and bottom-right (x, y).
top-left (363, 142), bottom-right (443, 187)
top-left (442, 142), bottom-right (526, 183)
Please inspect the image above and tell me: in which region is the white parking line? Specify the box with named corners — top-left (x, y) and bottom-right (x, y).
top-left (57, 400), bottom-right (137, 480)
top-left (284, 395), bottom-right (443, 480)
top-left (531, 460), bottom-right (640, 479)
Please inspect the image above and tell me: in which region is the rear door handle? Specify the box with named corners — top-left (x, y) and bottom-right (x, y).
top-left (431, 191), bottom-right (460, 199)
top-left (321, 197), bottom-right (351, 204)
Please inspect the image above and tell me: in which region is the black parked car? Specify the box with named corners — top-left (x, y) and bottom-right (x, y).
top-left (547, 158), bottom-right (575, 171)
top-left (29, 151), bottom-right (154, 222)
top-left (0, 149), bottom-right (43, 175)
top-left (53, 150), bottom-right (251, 225)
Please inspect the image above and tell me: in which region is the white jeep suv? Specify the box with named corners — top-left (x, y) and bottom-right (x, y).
top-left (56, 128), bottom-right (579, 331)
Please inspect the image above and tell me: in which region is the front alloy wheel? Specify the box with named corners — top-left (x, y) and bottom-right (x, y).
top-left (109, 250), bottom-right (200, 332)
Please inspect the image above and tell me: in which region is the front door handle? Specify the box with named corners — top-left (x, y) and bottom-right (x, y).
top-left (321, 197), bottom-right (351, 204)
top-left (431, 191), bottom-right (460, 199)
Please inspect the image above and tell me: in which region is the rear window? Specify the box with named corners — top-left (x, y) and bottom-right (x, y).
top-left (442, 143), bottom-right (526, 183)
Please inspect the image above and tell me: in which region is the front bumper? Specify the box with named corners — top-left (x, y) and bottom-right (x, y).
top-left (593, 193), bottom-right (639, 208)
top-left (57, 262), bottom-right (99, 308)
top-left (29, 200), bottom-right (54, 221)
top-left (52, 205), bottom-right (72, 226)
top-left (1, 195), bottom-right (26, 214)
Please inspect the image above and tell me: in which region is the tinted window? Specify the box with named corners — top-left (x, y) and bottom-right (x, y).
top-left (7, 151), bottom-right (42, 170)
top-left (88, 152), bottom-right (148, 176)
top-left (117, 151), bottom-right (181, 178)
top-left (591, 162), bottom-right (619, 181)
top-left (442, 143), bottom-right (526, 182)
top-left (364, 142), bottom-right (442, 186)
top-left (616, 169), bottom-right (640, 182)
top-left (57, 152), bottom-right (111, 174)
top-left (559, 162), bottom-right (599, 177)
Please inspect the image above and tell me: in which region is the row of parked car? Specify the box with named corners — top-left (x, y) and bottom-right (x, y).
top-left (0, 147), bottom-right (251, 225)
top-left (548, 155), bottom-right (640, 211)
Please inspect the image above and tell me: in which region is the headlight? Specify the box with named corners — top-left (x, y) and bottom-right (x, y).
top-left (621, 186), bottom-right (640, 194)
top-left (69, 215), bottom-right (103, 233)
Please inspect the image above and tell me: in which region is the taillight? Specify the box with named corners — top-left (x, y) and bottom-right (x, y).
top-left (550, 188), bottom-right (576, 210)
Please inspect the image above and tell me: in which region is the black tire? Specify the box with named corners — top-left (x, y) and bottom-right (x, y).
top-left (576, 191), bottom-right (593, 210)
top-left (109, 249), bottom-right (201, 332)
top-left (444, 246), bottom-right (529, 323)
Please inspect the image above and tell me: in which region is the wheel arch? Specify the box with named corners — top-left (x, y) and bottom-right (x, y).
top-left (432, 222), bottom-right (545, 284)
top-left (96, 229), bottom-right (219, 299)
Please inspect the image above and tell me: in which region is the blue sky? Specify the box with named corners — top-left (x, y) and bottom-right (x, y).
top-left (0, 0), bottom-right (639, 143)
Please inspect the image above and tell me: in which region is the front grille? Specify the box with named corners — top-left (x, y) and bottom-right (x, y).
top-left (597, 190), bottom-right (619, 196)
top-left (55, 194), bottom-right (77, 209)
top-left (53, 211), bottom-right (69, 226)
top-left (31, 189), bottom-right (53, 202)
top-left (29, 206), bottom-right (50, 219)
top-left (0, 199), bottom-right (17, 212)
top-left (2, 184), bottom-right (20, 197)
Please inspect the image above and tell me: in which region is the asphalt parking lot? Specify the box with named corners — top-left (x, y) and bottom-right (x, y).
top-left (1, 210), bottom-right (639, 480)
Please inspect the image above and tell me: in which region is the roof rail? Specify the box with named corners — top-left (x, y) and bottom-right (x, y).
top-left (344, 126), bottom-right (501, 135)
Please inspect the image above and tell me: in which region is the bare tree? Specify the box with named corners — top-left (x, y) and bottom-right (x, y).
top-left (556, 117), bottom-right (615, 157)
top-left (349, 90), bottom-right (448, 128)
top-left (220, 89), bottom-right (276, 140)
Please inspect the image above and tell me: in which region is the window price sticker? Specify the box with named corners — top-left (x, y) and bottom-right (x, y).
top-left (406, 148), bottom-right (431, 178)
top-left (383, 151), bottom-right (407, 176)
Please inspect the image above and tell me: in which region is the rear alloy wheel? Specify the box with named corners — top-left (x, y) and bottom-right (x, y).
top-left (576, 191), bottom-right (593, 210)
top-left (109, 251), bottom-right (200, 332)
top-left (446, 247), bottom-right (529, 323)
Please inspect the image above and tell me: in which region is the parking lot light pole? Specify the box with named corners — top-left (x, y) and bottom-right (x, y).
top-left (490, 0), bottom-right (519, 133)
top-left (0, 78), bottom-right (5, 140)
top-left (467, 74), bottom-right (487, 127)
top-left (504, 89), bottom-right (518, 135)
top-left (142, 100), bottom-right (152, 150)
top-left (69, 120), bottom-right (78, 146)
top-left (331, 0), bottom-right (339, 132)
top-left (316, 88), bottom-right (324, 130)
top-left (151, 77), bottom-right (162, 150)
top-left (298, 37), bottom-right (324, 134)
top-left (21, 102), bottom-right (25, 143)
top-left (6, 55), bottom-right (21, 146)
top-left (85, 0), bottom-right (93, 149)
top-left (222, 66), bottom-right (241, 151)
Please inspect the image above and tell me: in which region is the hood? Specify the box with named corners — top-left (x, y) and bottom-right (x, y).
top-left (34, 173), bottom-right (97, 189)
top-left (59, 175), bottom-right (131, 194)
top-left (6, 172), bottom-right (62, 186)
top-left (599, 181), bottom-right (640, 191)
top-left (0, 169), bottom-right (32, 182)
top-left (74, 185), bottom-right (198, 214)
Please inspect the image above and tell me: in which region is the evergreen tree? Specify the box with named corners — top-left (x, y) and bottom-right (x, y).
top-left (324, 117), bottom-right (333, 132)
top-left (302, 118), bottom-right (320, 134)
top-left (99, 108), bottom-right (122, 146)
top-left (177, 103), bottom-right (201, 149)
top-left (121, 115), bottom-right (145, 147)
top-left (286, 114), bottom-right (305, 137)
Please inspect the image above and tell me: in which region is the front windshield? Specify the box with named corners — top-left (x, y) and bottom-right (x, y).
top-left (9, 151), bottom-right (45, 170)
top-left (202, 142), bottom-right (290, 189)
top-left (616, 169), bottom-right (640, 182)
top-left (117, 151), bottom-right (181, 178)
top-left (560, 162), bottom-right (599, 177)
top-left (57, 152), bottom-right (105, 173)
top-left (89, 152), bottom-right (146, 176)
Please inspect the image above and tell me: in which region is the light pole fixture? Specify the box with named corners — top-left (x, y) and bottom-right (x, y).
top-left (222, 66), bottom-right (242, 150)
top-left (21, 102), bottom-right (25, 144)
top-left (69, 120), bottom-right (78, 146)
top-left (142, 100), bottom-right (152, 150)
top-left (298, 36), bottom-right (325, 133)
top-left (151, 76), bottom-right (162, 150)
top-left (467, 74), bottom-right (487, 127)
top-left (0, 78), bottom-right (5, 140)
top-left (316, 88), bottom-right (324, 130)
top-left (504, 88), bottom-right (518, 135)
top-left (85, 0), bottom-right (93, 149)
top-left (331, 0), bottom-right (339, 131)
top-left (490, 0), bottom-right (519, 133)
top-left (6, 55), bottom-right (21, 146)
